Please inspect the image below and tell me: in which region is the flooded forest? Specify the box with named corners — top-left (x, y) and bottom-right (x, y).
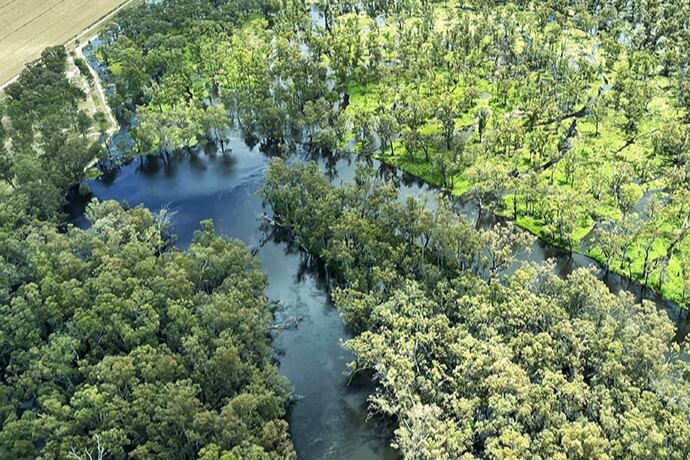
top-left (1, 0), bottom-right (690, 459)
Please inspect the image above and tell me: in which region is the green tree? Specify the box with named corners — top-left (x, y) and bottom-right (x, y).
top-left (0, 202), bottom-right (295, 460)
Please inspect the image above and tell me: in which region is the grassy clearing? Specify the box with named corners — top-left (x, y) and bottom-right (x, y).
top-left (343, 4), bottom-right (690, 307)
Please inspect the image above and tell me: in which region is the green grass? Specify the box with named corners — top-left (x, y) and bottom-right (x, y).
top-left (341, 3), bottom-right (690, 308)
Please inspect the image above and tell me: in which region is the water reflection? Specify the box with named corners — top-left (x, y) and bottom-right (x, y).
top-left (68, 136), bottom-right (399, 460)
top-left (306, 147), bottom-right (690, 344)
top-left (69, 133), bottom-right (689, 459)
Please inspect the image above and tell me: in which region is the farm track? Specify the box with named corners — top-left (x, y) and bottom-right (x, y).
top-left (0, 0), bottom-right (135, 87)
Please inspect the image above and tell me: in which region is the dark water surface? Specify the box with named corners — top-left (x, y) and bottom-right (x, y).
top-left (68, 134), bottom-right (690, 459)
top-left (68, 138), bottom-right (399, 460)
top-left (77, 38), bottom-right (399, 459)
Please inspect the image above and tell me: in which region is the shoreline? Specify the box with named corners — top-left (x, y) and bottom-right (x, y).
top-left (372, 150), bottom-right (690, 315)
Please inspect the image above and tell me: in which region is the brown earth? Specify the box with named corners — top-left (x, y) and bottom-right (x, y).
top-left (0, 0), bottom-right (134, 87)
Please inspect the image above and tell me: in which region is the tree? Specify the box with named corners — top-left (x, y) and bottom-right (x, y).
top-left (432, 134), bottom-right (470, 189)
top-left (396, 90), bottom-right (432, 161)
top-left (76, 110), bottom-right (93, 137)
top-left (465, 159), bottom-right (510, 228)
top-left (653, 121), bottom-right (690, 166)
top-left (0, 202), bottom-right (295, 460)
top-left (202, 104), bottom-right (230, 153)
top-left (638, 199), bottom-right (668, 289)
top-left (476, 107), bottom-right (490, 143)
top-left (587, 96), bottom-right (606, 136)
top-left (480, 223), bottom-right (534, 282)
top-left (675, 68), bottom-right (690, 122)
top-left (561, 148), bottom-right (580, 186)
top-left (619, 77), bottom-right (650, 137)
top-left (618, 183), bottom-right (643, 217)
top-left (590, 222), bottom-right (625, 275)
top-left (373, 113), bottom-right (399, 157)
top-left (435, 97), bottom-right (459, 152)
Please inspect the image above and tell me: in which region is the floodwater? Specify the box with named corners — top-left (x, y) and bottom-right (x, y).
top-left (68, 135), bottom-right (690, 460)
top-left (74, 40), bottom-right (400, 460)
top-left (68, 139), bottom-right (399, 460)
top-left (69, 34), bottom-right (689, 460)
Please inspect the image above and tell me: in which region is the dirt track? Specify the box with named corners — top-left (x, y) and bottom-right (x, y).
top-left (0, 0), bottom-right (133, 87)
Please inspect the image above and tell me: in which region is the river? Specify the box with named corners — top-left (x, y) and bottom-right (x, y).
top-left (74, 37), bottom-right (401, 459)
top-left (69, 27), bottom-right (689, 458)
top-left (68, 137), bottom-right (400, 459)
top-left (68, 133), bottom-right (690, 460)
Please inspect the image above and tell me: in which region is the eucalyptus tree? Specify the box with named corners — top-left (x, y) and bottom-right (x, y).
top-left (0, 202), bottom-right (295, 460)
top-left (261, 159), bottom-right (690, 460)
top-left (465, 160), bottom-right (511, 228)
top-left (0, 46), bottom-right (103, 219)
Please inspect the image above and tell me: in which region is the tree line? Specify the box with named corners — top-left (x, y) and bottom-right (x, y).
top-left (0, 46), bottom-right (106, 220)
top-left (261, 158), bottom-right (690, 459)
top-left (3, 0), bottom-right (690, 457)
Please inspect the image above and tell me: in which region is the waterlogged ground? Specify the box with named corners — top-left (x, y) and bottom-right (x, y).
top-left (57, 3), bottom-right (690, 457)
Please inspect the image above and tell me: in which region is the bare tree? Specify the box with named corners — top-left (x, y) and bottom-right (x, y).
top-left (68, 435), bottom-right (106, 460)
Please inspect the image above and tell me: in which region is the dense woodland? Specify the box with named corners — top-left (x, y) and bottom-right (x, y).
top-left (2, 0), bottom-right (690, 458)
top-left (261, 159), bottom-right (690, 459)
top-left (0, 23), bottom-right (293, 460)
top-left (0, 202), bottom-right (294, 459)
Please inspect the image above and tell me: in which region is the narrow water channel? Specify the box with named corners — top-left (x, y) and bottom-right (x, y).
top-left (68, 138), bottom-right (398, 459)
top-left (76, 39), bottom-right (400, 459)
top-left (69, 7), bottom-right (690, 457)
top-left (68, 133), bottom-right (690, 459)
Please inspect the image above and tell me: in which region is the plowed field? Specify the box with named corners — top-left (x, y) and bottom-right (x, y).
top-left (0, 0), bottom-right (132, 86)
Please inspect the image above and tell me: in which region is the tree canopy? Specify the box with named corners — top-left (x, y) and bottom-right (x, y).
top-left (0, 46), bottom-right (105, 220)
top-left (3, 0), bottom-right (690, 458)
top-left (93, 0), bottom-right (690, 307)
top-left (0, 201), bottom-right (294, 460)
top-left (261, 159), bottom-right (690, 459)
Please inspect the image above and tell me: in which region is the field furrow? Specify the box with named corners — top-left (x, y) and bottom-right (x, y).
top-left (0, 0), bottom-right (132, 86)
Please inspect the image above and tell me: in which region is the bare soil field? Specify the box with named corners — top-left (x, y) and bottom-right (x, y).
top-left (0, 0), bottom-right (133, 87)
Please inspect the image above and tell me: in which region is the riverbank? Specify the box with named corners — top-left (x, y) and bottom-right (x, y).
top-left (78, 27), bottom-right (689, 342)
top-left (72, 42), bottom-right (399, 458)
top-left (68, 133), bottom-right (401, 460)
top-left (370, 143), bottom-right (690, 319)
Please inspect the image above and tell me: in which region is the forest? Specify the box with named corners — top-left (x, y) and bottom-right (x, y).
top-left (261, 158), bottom-right (690, 459)
top-left (1, 0), bottom-right (690, 458)
top-left (89, 0), bottom-right (690, 307)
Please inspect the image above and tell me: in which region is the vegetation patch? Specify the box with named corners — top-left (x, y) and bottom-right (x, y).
top-left (261, 159), bottom-right (690, 459)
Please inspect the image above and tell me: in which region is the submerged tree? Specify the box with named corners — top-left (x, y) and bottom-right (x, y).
top-left (262, 160), bottom-right (690, 460)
